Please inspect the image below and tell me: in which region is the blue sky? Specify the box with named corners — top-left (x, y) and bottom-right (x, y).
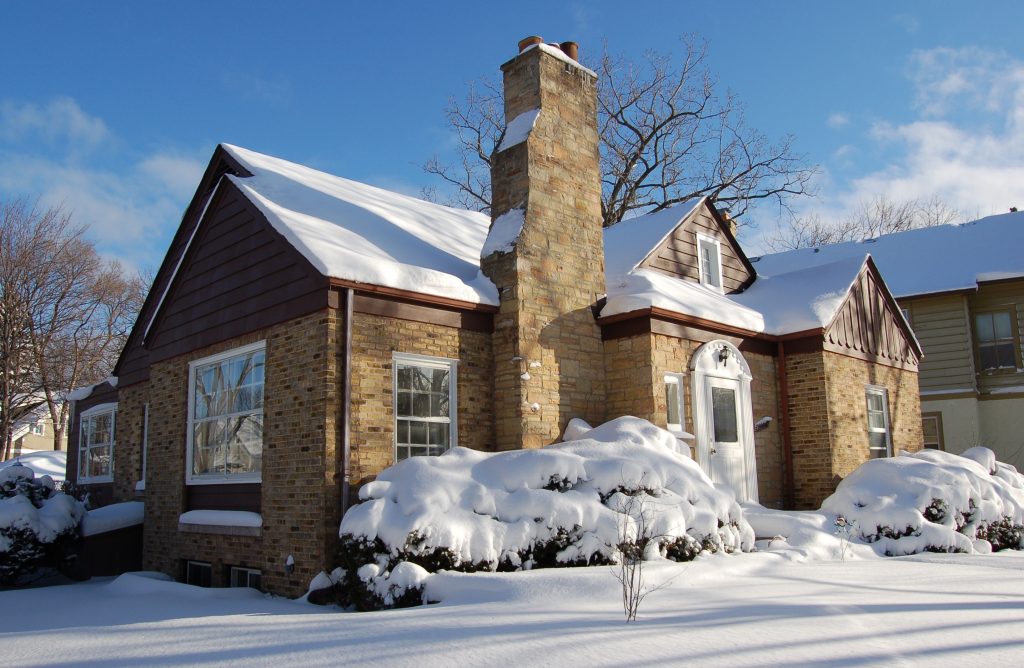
top-left (1, 1), bottom-right (1022, 271)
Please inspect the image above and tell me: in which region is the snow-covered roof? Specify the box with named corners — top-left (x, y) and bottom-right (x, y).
top-left (601, 201), bottom-right (870, 336)
top-left (66, 376), bottom-right (117, 402)
top-left (221, 144), bottom-right (498, 306)
top-left (751, 211), bottom-right (1024, 298)
top-left (604, 269), bottom-right (765, 332)
top-left (733, 255), bottom-right (869, 335)
top-left (603, 199), bottom-right (703, 278)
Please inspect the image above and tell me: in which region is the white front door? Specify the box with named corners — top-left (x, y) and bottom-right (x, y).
top-left (705, 375), bottom-right (748, 498)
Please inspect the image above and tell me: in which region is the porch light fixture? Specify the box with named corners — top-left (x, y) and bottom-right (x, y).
top-left (285, 554), bottom-right (295, 575)
top-left (718, 347), bottom-right (731, 365)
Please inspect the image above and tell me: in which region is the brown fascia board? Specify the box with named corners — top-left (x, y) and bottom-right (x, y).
top-left (327, 278), bottom-right (499, 314)
top-left (705, 201), bottom-right (758, 292)
top-left (599, 306), bottom-right (771, 341)
top-left (113, 146), bottom-right (253, 376)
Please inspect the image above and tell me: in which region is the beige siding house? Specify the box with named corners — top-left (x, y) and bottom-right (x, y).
top-left (756, 212), bottom-right (1024, 469)
top-left (66, 38), bottom-right (923, 597)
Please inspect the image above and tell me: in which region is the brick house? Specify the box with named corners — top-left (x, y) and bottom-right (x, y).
top-left (67, 39), bottom-right (922, 597)
top-left (755, 210), bottom-right (1024, 469)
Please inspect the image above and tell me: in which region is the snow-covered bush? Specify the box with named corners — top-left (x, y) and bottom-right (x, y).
top-left (0, 464), bottom-right (86, 586)
top-left (331, 417), bottom-right (753, 610)
top-left (821, 447), bottom-right (1024, 556)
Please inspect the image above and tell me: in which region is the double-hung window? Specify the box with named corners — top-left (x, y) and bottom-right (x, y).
top-left (696, 233), bottom-right (723, 291)
top-left (865, 386), bottom-right (891, 459)
top-left (974, 311), bottom-right (1018, 370)
top-left (78, 404), bottom-right (117, 483)
top-left (394, 353), bottom-right (457, 461)
top-left (187, 342), bottom-right (265, 484)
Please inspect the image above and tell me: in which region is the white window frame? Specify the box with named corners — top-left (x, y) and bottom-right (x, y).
top-left (78, 403), bottom-right (117, 484)
top-left (921, 412), bottom-right (944, 451)
top-left (185, 560), bottom-right (212, 587)
top-left (696, 233), bottom-right (724, 292)
top-left (664, 373), bottom-right (686, 435)
top-left (186, 341), bottom-right (265, 485)
top-left (136, 403), bottom-right (149, 492)
top-left (30, 420), bottom-right (45, 436)
top-left (229, 565), bottom-right (262, 589)
top-left (393, 352), bottom-right (458, 461)
top-left (865, 385), bottom-right (892, 458)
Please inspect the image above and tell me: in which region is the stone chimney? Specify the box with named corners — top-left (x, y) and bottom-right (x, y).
top-left (481, 38), bottom-right (607, 450)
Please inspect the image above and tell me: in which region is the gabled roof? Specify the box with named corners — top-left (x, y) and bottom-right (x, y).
top-left (603, 199), bottom-right (704, 277)
top-left (751, 211), bottom-right (1024, 298)
top-left (221, 145), bottom-right (498, 305)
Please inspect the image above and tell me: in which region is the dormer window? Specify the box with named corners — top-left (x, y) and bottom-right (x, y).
top-left (696, 234), bottom-right (723, 291)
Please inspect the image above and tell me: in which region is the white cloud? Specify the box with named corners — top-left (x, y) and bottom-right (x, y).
top-left (0, 97), bottom-right (109, 150)
top-left (0, 96), bottom-right (205, 272)
top-left (827, 112), bottom-right (850, 129)
top-left (763, 46), bottom-right (1024, 244)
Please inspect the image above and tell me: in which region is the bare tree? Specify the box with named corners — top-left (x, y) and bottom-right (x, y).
top-left (423, 36), bottom-right (816, 229)
top-left (763, 194), bottom-right (964, 251)
top-left (612, 489), bottom-right (676, 622)
top-left (0, 199), bottom-right (144, 459)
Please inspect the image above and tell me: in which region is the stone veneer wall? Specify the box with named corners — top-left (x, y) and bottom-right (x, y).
top-left (484, 45), bottom-right (607, 450)
top-left (604, 332), bottom-right (785, 507)
top-left (347, 311), bottom-right (494, 487)
top-left (143, 309), bottom-right (339, 598)
top-left (787, 349), bottom-right (923, 509)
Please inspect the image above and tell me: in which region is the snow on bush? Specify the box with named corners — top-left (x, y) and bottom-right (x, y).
top-left (821, 447), bottom-right (1024, 556)
top-left (332, 417), bottom-right (753, 610)
top-left (1, 464), bottom-right (85, 586)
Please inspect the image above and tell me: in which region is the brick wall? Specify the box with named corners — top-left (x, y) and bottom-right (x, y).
top-left (823, 352), bottom-right (923, 479)
top-left (113, 383), bottom-right (149, 502)
top-left (604, 332), bottom-right (785, 507)
top-left (787, 349), bottom-right (923, 509)
top-left (348, 311), bottom-right (494, 486)
top-left (143, 310), bottom-right (338, 597)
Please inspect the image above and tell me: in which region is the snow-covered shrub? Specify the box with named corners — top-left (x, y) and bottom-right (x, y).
top-left (0, 464), bottom-right (86, 586)
top-left (333, 417), bottom-right (753, 609)
top-left (821, 447), bottom-right (1024, 556)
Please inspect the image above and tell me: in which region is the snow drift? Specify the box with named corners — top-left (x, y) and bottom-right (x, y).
top-left (334, 417), bottom-right (753, 609)
top-left (822, 447), bottom-right (1024, 556)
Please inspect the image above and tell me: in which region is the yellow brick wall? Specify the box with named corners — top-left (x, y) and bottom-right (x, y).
top-left (143, 310), bottom-right (338, 597)
top-left (348, 311), bottom-right (494, 486)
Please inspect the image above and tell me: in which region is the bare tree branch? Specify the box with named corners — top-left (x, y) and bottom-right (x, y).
top-left (762, 194), bottom-right (965, 251)
top-left (423, 35), bottom-right (818, 229)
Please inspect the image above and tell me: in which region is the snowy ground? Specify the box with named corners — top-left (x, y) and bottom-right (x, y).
top-left (3, 548), bottom-right (1023, 667)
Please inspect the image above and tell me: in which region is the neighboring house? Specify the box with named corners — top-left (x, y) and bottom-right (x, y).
top-left (7, 403), bottom-right (66, 457)
top-left (755, 211), bottom-right (1024, 470)
top-left (67, 39), bottom-right (922, 597)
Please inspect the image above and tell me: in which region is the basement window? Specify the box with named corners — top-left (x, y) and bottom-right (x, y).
top-left (228, 566), bottom-right (262, 590)
top-left (187, 342), bottom-right (265, 484)
top-left (185, 560), bottom-right (212, 587)
top-left (696, 233), bottom-right (723, 291)
top-left (921, 412), bottom-right (944, 451)
top-left (865, 386), bottom-right (892, 459)
top-left (394, 353), bottom-right (458, 461)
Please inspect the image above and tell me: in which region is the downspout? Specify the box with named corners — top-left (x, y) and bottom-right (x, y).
top-left (341, 288), bottom-right (354, 515)
top-left (777, 340), bottom-right (795, 510)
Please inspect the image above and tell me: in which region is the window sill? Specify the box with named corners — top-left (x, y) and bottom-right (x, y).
top-left (178, 510), bottom-right (262, 537)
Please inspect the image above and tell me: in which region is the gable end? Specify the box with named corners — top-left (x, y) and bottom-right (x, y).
top-left (823, 259), bottom-right (921, 370)
top-left (639, 201), bottom-right (756, 293)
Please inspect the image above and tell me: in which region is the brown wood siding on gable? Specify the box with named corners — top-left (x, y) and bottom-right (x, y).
top-left (116, 149), bottom-right (255, 388)
top-left (145, 181), bottom-right (329, 364)
top-left (824, 265), bottom-right (919, 371)
top-left (640, 207), bottom-right (754, 293)
top-left (900, 294), bottom-right (976, 393)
